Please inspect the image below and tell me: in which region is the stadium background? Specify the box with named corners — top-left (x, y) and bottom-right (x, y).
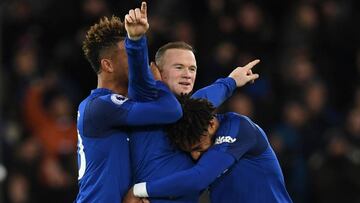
top-left (0, 0), bottom-right (359, 202)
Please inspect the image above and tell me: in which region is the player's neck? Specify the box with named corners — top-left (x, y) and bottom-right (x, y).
top-left (98, 78), bottom-right (128, 96)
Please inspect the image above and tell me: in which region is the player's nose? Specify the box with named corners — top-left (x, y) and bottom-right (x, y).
top-left (181, 68), bottom-right (192, 78)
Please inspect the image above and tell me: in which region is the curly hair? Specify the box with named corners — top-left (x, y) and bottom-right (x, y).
top-left (166, 94), bottom-right (216, 151)
top-left (82, 16), bottom-right (126, 73)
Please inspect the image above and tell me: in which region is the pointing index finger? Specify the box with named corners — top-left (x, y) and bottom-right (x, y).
top-left (244, 59), bottom-right (260, 70)
top-left (141, 2), bottom-right (147, 18)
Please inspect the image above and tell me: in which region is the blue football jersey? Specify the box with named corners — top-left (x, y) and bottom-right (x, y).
top-left (144, 113), bottom-right (292, 203)
top-left (125, 34), bottom-right (237, 203)
top-left (209, 113), bottom-right (292, 203)
top-left (75, 36), bottom-right (182, 203)
top-left (129, 77), bottom-right (236, 203)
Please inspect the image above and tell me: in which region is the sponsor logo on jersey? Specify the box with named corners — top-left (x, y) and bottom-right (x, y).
top-left (110, 94), bottom-right (128, 105)
top-left (215, 136), bottom-right (237, 144)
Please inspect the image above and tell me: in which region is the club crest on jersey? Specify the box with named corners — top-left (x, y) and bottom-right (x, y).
top-left (215, 136), bottom-right (237, 145)
top-left (110, 94), bottom-right (128, 105)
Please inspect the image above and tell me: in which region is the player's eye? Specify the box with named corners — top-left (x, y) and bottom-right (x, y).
top-left (189, 67), bottom-right (197, 72)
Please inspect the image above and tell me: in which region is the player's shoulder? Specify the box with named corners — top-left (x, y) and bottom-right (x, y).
top-left (88, 91), bottom-right (128, 107)
top-left (222, 112), bottom-right (259, 137)
top-left (100, 93), bottom-right (128, 105)
top-left (223, 112), bottom-right (253, 126)
top-left (214, 113), bottom-right (249, 146)
top-left (80, 90), bottom-right (130, 119)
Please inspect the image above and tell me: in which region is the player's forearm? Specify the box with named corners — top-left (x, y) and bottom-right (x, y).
top-left (125, 36), bottom-right (157, 101)
top-left (133, 150), bottom-right (235, 198)
top-left (126, 82), bottom-right (182, 125)
top-left (146, 82), bottom-right (183, 123)
top-left (192, 77), bottom-right (236, 107)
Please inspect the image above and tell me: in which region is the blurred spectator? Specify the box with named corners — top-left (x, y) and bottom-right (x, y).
top-left (21, 74), bottom-right (78, 202)
top-left (309, 133), bottom-right (360, 203)
top-left (282, 2), bottom-right (320, 50)
top-left (6, 137), bottom-right (41, 203)
top-left (197, 41), bottom-right (238, 88)
top-left (270, 101), bottom-right (309, 203)
top-left (1, 0), bottom-right (359, 202)
top-left (235, 1), bottom-right (274, 55)
top-left (8, 173), bottom-right (30, 203)
top-left (302, 80), bottom-right (340, 158)
top-left (172, 21), bottom-right (195, 45)
top-left (3, 40), bottom-right (41, 121)
top-left (227, 91), bottom-right (254, 118)
top-left (344, 108), bottom-right (360, 147)
top-left (81, 0), bottom-right (110, 25)
top-left (280, 49), bottom-right (317, 95)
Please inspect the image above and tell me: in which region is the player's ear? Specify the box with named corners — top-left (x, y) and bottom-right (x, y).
top-left (101, 58), bottom-right (114, 73)
top-left (150, 61), bottom-right (162, 80)
top-left (150, 61), bottom-right (160, 70)
top-left (208, 118), bottom-right (216, 131)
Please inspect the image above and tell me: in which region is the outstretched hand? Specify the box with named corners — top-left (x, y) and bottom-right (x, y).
top-left (228, 59), bottom-right (260, 87)
top-left (125, 2), bottom-right (149, 40)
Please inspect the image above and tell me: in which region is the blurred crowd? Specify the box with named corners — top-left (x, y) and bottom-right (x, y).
top-left (0, 0), bottom-right (359, 202)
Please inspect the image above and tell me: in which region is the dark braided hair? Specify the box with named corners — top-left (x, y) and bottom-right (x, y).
top-left (166, 94), bottom-right (216, 151)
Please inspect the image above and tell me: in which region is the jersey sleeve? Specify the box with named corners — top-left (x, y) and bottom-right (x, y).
top-left (125, 81), bottom-right (182, 125)
top-left (87, 81), bottom-right (182, 129)
top-left (212, 115), bottom-right (257, 160)
top-left (126, 36), bottom-right (157, 102)
top-left (142, 149), bottom-right (236, 198)
top-left (191, 77), bottom-right (236, 107)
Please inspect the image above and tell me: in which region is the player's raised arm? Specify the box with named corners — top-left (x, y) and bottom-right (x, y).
top-left (125, 2), bottom-right (158, 101)
top-left (125, 1), bottom-right (149, 40)
top-left (192, 59), bottom-right (260, 107)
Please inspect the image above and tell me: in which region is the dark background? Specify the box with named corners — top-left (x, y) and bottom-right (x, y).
top-left (1, 0), bottom-right (360, 202)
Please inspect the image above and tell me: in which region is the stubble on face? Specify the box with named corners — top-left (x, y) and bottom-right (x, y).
top-left (159, 49), bottom-right (197, 95)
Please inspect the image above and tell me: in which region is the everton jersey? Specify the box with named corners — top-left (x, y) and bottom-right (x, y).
top-left (144, 113), bottom-right (292, 203)
top-left (129, 77), bottom-right (237, 203)
top-left (75, 36), bottom-right (182, 203)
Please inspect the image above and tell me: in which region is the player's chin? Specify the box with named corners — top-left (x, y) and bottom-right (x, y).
top-left (178, 86), bottom-right (192, 95)
top-left (180, 89), bottom-right (192, 95)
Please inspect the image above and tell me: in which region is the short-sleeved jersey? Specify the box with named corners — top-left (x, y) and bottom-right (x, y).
top-left (144, 113), bottom-right (292, 203)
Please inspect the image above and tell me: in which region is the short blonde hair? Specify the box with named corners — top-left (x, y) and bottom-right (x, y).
top-left (155, 41), bottom-right (195, 69)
